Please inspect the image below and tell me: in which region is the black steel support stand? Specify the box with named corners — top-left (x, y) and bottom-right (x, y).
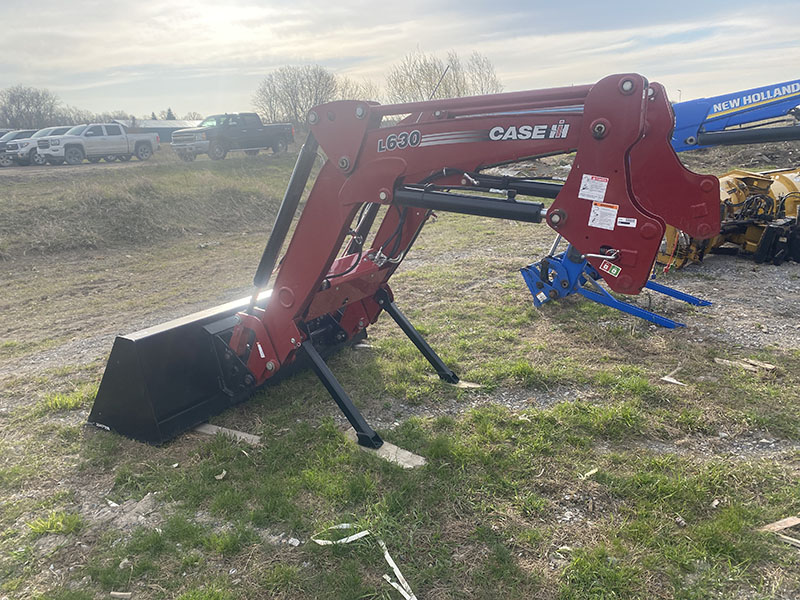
top-left (300, 340), bottom-right (383, 449)
top-left (375, 288), bottom-right (460, 384)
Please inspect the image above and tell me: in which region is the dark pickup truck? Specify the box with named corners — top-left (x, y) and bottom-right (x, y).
top-left (170, 113), bottom-right (294, 161)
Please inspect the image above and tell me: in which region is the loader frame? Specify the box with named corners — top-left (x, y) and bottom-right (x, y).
top-left (89, 74), bottom-right (719, 447)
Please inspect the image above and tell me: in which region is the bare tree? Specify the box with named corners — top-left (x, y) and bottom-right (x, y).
top-left (183, 111), bottom-right (203, 120)
top-left (253, 65), bottom-right (338, 125)
top-left (335, 76), bottom-right (382, 102)
top-left (0, 86), bottom-right (61, 128)
top-left (385, 50), bottom-right (503, 103)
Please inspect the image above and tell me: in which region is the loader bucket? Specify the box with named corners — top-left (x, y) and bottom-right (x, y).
top-left (88, 296), bottom-right (256, 444)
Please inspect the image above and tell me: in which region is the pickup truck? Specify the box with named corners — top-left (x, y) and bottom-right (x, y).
top-left (5, 126), bottom-right (72, 166)
top-left (0, 129), bottom-right (37, 167)
top-left (37, 123), bottom-right (160, 165)
top-left (170, 113), bottom-right (294, 161)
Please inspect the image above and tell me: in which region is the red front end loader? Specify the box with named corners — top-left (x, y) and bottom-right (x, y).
top-left (89, 74), bottom-right (720, 448)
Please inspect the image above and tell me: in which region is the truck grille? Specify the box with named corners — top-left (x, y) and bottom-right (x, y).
top-left (6, 143), bottom-right (18, 151)
top-left (172, 133), bottom-right (196, 144)
top-left (38, 140), bottom-right (50, 149)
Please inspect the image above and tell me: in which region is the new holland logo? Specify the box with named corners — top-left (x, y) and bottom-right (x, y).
top-left (489, 120), bottom-right (570, 141)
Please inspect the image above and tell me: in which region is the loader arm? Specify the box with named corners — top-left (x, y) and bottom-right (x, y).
top-left (89, 73), bottom-right (719, 447)
top-left (672, 78), bottom-right (800, 152)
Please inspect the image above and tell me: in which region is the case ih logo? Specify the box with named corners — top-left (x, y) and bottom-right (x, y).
top-left (489, 120), bottom-right (570, 141)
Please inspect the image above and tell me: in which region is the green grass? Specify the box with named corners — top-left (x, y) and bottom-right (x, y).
top-left (2, 155), bottom-right (799, 598)
top-left (26, 511), bottom-right (83, 536)
top-left (37, 383), bottom-right (97, 413)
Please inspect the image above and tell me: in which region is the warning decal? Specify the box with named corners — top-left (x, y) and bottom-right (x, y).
top-left (578, 174), bottom-right (609, 202)
top-left (588, 201), bottom-right (618, 231)
top-left (599, 260), bottom-right (622, 278)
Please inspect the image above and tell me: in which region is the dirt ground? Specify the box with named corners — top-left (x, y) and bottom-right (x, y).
top-left (2, 140), bottom-right (799, 599)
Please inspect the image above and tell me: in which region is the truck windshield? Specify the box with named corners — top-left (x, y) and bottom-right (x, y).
top-left (199, 116), bottom-right (225, 127)
top-left (66, 125), bottom-right (87, 136)
top-left (0, 131), bottom-right (17, 142)
top-left (32, 128), bottom-right (55, 138)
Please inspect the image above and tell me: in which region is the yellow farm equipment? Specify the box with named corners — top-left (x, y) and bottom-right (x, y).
top-left (659, 166), bottom-right (800, 268)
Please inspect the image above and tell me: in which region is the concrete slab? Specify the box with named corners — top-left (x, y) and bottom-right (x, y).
top-left (194, 423), bottom-right (262, 446)
top-left (344, 429), bottom-right (427, 469)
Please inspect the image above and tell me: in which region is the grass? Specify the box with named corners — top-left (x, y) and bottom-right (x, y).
top-left (37, 383), bottom-right (97, 413)
top-left (1, 152), bottom-right (799, 598)
top-left (26, 511), bottom-right (83, 536)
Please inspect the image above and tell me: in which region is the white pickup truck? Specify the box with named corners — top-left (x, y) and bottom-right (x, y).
top-left (37, 123), bottom-right (160, 165)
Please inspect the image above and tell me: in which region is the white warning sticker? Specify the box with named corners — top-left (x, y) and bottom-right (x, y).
top-left (578, 174), bottom-right (609, 202)
top-left (536, 292), bottom-right (547, 303)
top-left (588, 201), bottom-right (618, 231)
top-left (616, 216), bottom-right (637, 228)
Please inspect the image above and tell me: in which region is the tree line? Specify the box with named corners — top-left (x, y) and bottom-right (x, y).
top-left (1, 50), bottom-right (502, 130)
top-left (254, 50), bottom-right (502, 126)
top-left (0, 86), bottom-right (204, 130)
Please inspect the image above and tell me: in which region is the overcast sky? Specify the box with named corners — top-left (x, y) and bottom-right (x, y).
top-left (1, 0), bottom-right (798, 117)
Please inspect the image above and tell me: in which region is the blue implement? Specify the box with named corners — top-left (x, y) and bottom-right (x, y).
top-left (521, 243), bottom-right (711, 328)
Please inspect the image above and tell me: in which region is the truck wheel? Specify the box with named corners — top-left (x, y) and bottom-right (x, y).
top-left (104, 155), bottom-right (118, 162)
top-left (245, 150), bottom-right (259, 156)
top-left (208, 141), bottom-right (227, 160)
top-left (119, 155), bottom-right (132, 162)
top-left (135, 143), bottom-right (153, 161)
top-left (178, 152), bottom-right (196, 162)
top-left (0, 154), bottom-right (13, 167)
top-left (272, 139), bottom-right (287, 154)
top-left (88, 157), bottom-right (102, 163)
top-left (64, 147), bottom-right (84, 165)
top-left (30, 149), bottom-right (47, 166)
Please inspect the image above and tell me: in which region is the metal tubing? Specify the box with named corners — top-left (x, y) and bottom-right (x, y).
top-left (252, 133), bottom-right (320, 291)
top-left (346, 202), bottom-right (380, 255)
top-left (375, 289), bottom-right (459, 384)
top-left (394, 187), bottom-right (545, 223)
top-left (299, 340), bottom-right (383, 449)
top-left (471, 174), bottom-right (564, 199)
top-left (697, 125), bottom-right (800, 147)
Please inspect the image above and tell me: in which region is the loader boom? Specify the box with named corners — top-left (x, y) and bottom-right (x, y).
top-left (89, 74), bottom-right (719, 447)
top-left (672, 78), bottom-right (800, 152)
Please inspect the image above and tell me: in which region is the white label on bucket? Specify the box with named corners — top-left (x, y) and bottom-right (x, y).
top-left (578, 174), bottom-right (609, 201)
top-left (256, 342), bottom-right (265, 359)
top-left (588, 201), bottom-right (618, 231)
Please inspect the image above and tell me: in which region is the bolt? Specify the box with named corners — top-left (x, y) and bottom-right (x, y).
top-left (355, 105), bottom-right (366, 119)
top-left (592, 122), bottom-right (607, 138)
top-left (244, 374), bottom-right (255, 386)
top-left (338, 156), bottom-right (350, 170)
top-left (290, 338), bottom-right (296, 345)
top-left (550, 213), bottom-right (562, 225)
top-left (308, 111), bottom-right (319, 125)
top-left (358, 319), bottom-right (365, 328)
top-left (378, 190), bottom-right (388, 201)
top-left (647, 86), bottom-right (655, 97)
top-left (535, 281), bottom-right (544, 290)
top-left (560, 280), bottom-right (569, 289)
top-left (620, 79), bottom-right (634, 93)
top-left (266, 361), bottom-right (275, 371)
top-left (233, 315), bottom-right (240, 324)
top-left (434, 110), bottom-right (442, 118)
top-left (685, 136), bottom-right (697, 145)
top-left (548, 290), bottom-right (559, 299)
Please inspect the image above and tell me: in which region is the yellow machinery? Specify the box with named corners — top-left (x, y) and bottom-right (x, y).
top-left (659, 166), bottom-right (800, 268)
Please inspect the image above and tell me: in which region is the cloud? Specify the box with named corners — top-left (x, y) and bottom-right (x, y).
top-left (1, 1), bottom-right (798, 115)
